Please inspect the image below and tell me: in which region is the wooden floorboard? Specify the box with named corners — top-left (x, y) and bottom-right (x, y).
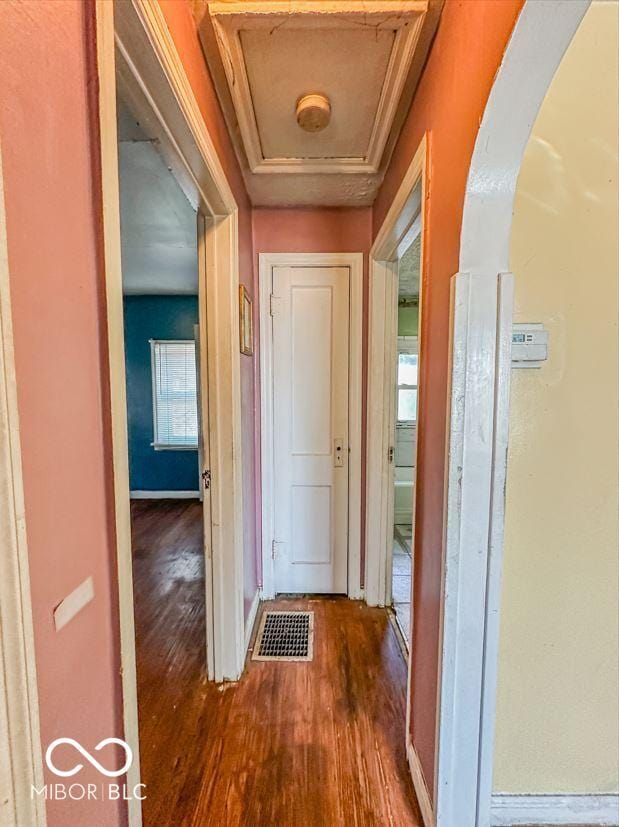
top-left (131, 499), bottom-right (422, 826)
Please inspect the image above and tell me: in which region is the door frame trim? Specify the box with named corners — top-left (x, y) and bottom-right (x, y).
top-left (0, 138), bottom-right (46, 827)
top-left (259, 252), bottom-right (363, 600)
top-left (95, 3), bottom-right (246, 821)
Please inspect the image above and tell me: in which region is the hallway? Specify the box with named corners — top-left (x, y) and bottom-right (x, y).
top-left (131, 500), bottom-right (421, 826)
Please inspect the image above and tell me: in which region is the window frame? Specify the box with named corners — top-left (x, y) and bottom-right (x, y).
top-left (396, 335), bottom-right (419, 428)
top-left (150, 338), bottom-right (199, 451)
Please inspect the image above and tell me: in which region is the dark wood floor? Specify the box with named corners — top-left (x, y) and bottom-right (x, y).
top-left (130, 499), bottom-right (422, 826)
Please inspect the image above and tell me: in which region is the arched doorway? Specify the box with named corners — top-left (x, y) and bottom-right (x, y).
top-left (437, 2), bottom-right (591, 825)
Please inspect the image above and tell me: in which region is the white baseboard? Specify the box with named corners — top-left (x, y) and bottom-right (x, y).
top-left (130, 490), bottom-right (200, 499)
top-left (491, 793), bottom-right (619, 826)
top-left (244, 588), bottom-right (261, 654)
top-left (407, 740), bottom-right (434, 827)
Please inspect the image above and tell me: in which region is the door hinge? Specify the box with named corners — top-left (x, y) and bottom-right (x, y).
top-left (388, 446), bottom-right (394, 464)
top-left (201, 468), bottom-right (211, 490)
top-left (271, 539), bottom-right (277, 559)
top-left (270, 294), bottom-right (281, 316)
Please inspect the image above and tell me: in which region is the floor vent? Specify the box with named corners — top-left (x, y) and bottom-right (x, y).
top-left (252, 611), bottom-right (314, 661)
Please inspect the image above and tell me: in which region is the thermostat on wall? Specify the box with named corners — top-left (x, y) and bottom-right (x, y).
top-left (511, 323), bottom-right (548, 368)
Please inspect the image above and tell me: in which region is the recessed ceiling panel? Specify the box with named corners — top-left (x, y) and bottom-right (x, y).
top-left (241, 27), bottom-right (395, 160)
top-left (197, 1), bottom-right (444, 206)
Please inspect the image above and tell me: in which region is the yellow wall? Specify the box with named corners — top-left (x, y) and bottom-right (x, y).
top-left (494, 1), bottom-right (619, 793)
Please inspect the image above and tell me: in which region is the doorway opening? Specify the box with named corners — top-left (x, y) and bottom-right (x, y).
top-left (391, 235), bottom-right (422, 645)
top-left (365, 135), bottom-right (429, 816)
top-left (96, 3), bottom-right (246, 819)
top-left (115, 90), bottom-right (212, 821)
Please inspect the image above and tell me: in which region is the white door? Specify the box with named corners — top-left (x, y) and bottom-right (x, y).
top-left (272, 265), bottom-right (349, 593)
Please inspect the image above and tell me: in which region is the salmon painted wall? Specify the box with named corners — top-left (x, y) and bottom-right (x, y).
top-left (0, 2), bottom-right (124, 824)
top-left (159, 0), bottom-right (259, 621)
top-left (373, 0), bottom-right (523, 795)
top-left (252, 207), bottom-right (373, 584)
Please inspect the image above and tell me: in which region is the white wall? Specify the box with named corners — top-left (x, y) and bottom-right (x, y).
top-left (494, 0), bottom-right (619, 794)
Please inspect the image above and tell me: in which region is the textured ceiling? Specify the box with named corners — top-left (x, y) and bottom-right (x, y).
top-left (117, 100), bottom-right (198, 295)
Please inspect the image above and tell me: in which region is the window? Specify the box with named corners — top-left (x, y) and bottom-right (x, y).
top-left (150, 340), bottom-right (198, 449)
top-left (397, 338), bottom-right (418, 425)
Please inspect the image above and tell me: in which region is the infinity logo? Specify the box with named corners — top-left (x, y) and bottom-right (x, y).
top-left (45, 738), bottom-right (133, 778)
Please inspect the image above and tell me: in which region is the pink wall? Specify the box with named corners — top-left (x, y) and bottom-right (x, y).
top-left (159, 0), bottom-right (259, 619)
top-left (0, 2), bottom-right (124, 824)
top-left (373, 0), bottom-right (523, 796)
top-left (252, 207), bottom-right (373, 585)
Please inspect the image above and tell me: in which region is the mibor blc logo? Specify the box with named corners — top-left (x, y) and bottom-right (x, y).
top-left (46, 738), bottom-right (132, 778)
top-left (31, 738), bottom-right (146, 802)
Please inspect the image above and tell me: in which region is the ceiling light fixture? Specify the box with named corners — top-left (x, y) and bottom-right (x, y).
top-left (296, 93), bottom-right (331, 133)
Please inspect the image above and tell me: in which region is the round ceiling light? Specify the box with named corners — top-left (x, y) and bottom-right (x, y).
top-left (296, 93), bottom-right (331, 133)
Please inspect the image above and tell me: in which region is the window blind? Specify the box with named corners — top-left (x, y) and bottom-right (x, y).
top-left (150, 340), bottom-right (199, 449)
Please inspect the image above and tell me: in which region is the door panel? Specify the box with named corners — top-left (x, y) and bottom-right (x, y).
top-left (292, 485), bottom-right (331, 564)
top-left (292, 287), bottom-right (332, 454)
top-left (272, 266), bottom-right (349, 593)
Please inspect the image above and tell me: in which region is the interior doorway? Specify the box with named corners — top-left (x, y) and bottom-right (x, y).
top-left (115, 90), bottom-right (215, 822)
top-left (391, 235), bottom-right (422, 645)
top-left (365, 136), bottom-right (430, 817)
top-left (365, 136), bottom-right (426, 617)
top-left (96, 3), bottom-right (247, 819)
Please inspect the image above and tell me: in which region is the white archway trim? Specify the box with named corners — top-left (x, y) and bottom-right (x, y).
top-left (437, 3), bottom-right (590, 827)
top-left (460, 0), bottom-right (590, 276)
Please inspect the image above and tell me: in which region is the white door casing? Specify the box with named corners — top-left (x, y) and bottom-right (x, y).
top-left (0, 139), bottom-right (46, 827)
top-left (272, 266), bottom-right (349, 593)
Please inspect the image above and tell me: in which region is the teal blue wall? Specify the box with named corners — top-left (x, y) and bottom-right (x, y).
top-left (123, 296), bottom-right (199, 492)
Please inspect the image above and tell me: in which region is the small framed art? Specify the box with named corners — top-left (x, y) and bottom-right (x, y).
top-left (239, 284), bottom-right (253, 356)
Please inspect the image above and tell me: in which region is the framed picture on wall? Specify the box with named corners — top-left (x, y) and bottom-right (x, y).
top-left (239, 285), bottom-right (253, 356)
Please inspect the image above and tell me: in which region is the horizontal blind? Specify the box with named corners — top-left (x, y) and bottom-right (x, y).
top-left (151, 340), bottom-right (198, 448)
